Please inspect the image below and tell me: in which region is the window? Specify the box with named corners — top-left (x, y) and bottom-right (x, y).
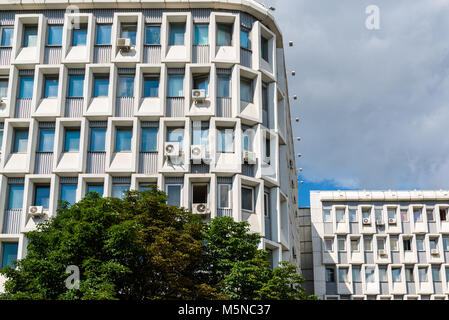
top-left (169, 23), bottom-right (185, 45)
top-left (392, 268), bottom-right (401, 282)
top-left (387, 208), bottom-right (397, 220)
top-left (401, 209), bottom-right (409, 222)
top-left (167, 127), bottom-right (184, 151)
top-left (416, 238), bottom-right (424, 251)
top-left (87, 184), bottom-right (103, 196)
top-left (166, 184), bottom-right (181, 207)
top-left (379, 267), bottom-right (387, 282)
top-left (217, 128), bottom-right (234, 153)
top-left (115, 127), bottom-right (132, 152)
top-left (362, 208), bottom-right (371, 220)
top-left (1, 243), bottom-right (18, 269)
top-left (68, 75), bottom-right (84, 98)
top-left (263, 192), bottom-right (270, 218)
top-left (364, 237), bottom-right (372, 251)
top-left (0, 78), bottom-right (8, 97)
top-left (390, 237), bottom-right (399, 251)
top-left (93, 75), bottom-right (109, 97)
top-left (413, 208), bottom-right (423, 222)
top-left (338, 268), bottom-right (348, 283)
top-left (47, 25), bottom-right (63, 46)
top-left (336, 208), bottom-right (345, 223)
top-left (217, 23), bottom-right (233, 46)
top-left (365, 268), bottom-right (375, 283)
top-left (64, 129), bottom-right (80, 152)
top-left (192, 184), bottom-right (208, 204)
top-left (217, 75), bottom-right (230, 98)
top-left (60, 184), bottom-right (77, 206)
top-left (112, 184), bottom-right (129, 200)
top-left (141, 128), bottom-right (158, 152)
top-left (405, 267), bottom-right (414, 282)
top-left (352, 267), bottom-right (361, 282)
top-left (120, 23), bottom-right (137, 45)
top-left (241, 28), bottom-right (251, 49)
top-left (44, 76), bottom-right (58, 98)
top-left (0, 27), bottom-right (13, 47)
top-left (241, 186), bottom-right (254, 212)
top-left (324, 238), bottom-right (333, 251)
top-left (89, 128), bottom-right (106, 152)
top-left (427, 209), bottom-right (434, 222)
top-left (375, 209), bottom-right (383, 221)
top-left (145, 25), bottom-right (160, 45)
top-left (440, 208), bottom-right (448, 222)
top-left (194, 24), bottom-right (209, 45)
top-left (38, 128), bottom-right (55, 152)
top-left (118, 75), bottom-right (134, 97)
top-left (264, 137), bottom-right (270, 161)
top-left (326, 267), bottom-right (335, 282)
top-left (19, 77), bottom-right (34, 99)
top-left (350, 239), bottom-right (359, 252)
top-left (377, 238), bottom-right (385, 251)
top-left (143, 76), bottom-right (159, 98)
top-left (193, 75), bottom-right (209, 96)
top-left (338, 238), bottom-right (346, 251)
top-left (418, 267), bottom-right (428, 282)
top-left (261, 36), bottom-right (269, 61)
top-left (167, 75), bottom-right (184, 97)
top-left (240, 78), bottom-right (253, 103)
top-left (432, 266), bottom-right (441, 282)
top-left (429, 238), bottom-right (438, 250)
top-left (23, 25), bottom-right (38, 47)
top-left (349, 209), bottom-right (357, 222)
top-left (443, 236), bottom-right (449, 251)
top-left (403, 238), bottom-right (412, 251)
top-left (96, 24), bottom-right (111, 45)
top-left (323, 209), bottom-right (331, 222)
top-left (34, 185), bottom-right (50, 208)
top-left (0, 127), bottom-right (3, 150)
top-left (139, 184), bottom-right (154, 192)
top-left (8, 185), bottom-right (23, 209)
top-left (218, 184), bottom-right (231, 209)
top-left (13, 128), bottom-right (28, 153)
top-left (192, 123), bottom-right (209, 148)
top-left (446, 268), bottom-right (449, 283)
top-left (72, 24), bottom-right (87, 46)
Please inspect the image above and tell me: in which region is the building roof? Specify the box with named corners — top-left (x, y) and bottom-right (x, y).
top-left (310, 190), bottom-right (449, 201)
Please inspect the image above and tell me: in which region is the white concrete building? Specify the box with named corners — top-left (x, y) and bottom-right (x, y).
top-left (0, 0), bottom-right (301, 287)
top-left (308, 190), bottom-right (449, 300)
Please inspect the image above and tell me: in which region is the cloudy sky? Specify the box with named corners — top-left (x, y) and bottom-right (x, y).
top-left (266, 0), bottom-right (449, 205)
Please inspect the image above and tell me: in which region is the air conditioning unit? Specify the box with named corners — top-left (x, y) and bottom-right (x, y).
top-left (192, 89), bottom-right (206, 103)
top-left (192, 203), bottom-right (210, 215)
top-left (28, 206), bottom-right (45, 218)
top-left (164, 142), bottom-right (180, 157)
top-left (0, 97), bottom-right (5, 104)
top-left (376, 219), bottom-right (385, 226)
top-left (362, 218), bottom-right (371, 225)
top-left (243, 150), bottom-right (256, 164)
top-left (388, 218), bottom-right (397, 224)
top-left (431, 249), bottom-right (439, 255)
top-left (378, 249), bottom-right (387, 256)
top-left (190, 145), bottom-right (206, 160)
top-left (117, 38), bottom-right (131, 51)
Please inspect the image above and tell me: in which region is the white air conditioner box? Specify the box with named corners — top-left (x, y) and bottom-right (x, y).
top-left (362, 218), bottom-right (371, 225)
top-left (117, 38), bottom-right (131, 51)
top-left (431, 249), bottom-right (439, 255)
top-left (190, 145), bottom-right (206, 160)
top-left (388, 218), bottom-right (397, 224)
top-left (378, 249), bottom-right (387, 256)
top-left (28, 206), bottom-right (45, 218)
top-left (164, 142), bottom-right (180, 157)
top-left (192, 203), bottom-right (210, 215)
top-left (192, 89), bottom-right (206, 102)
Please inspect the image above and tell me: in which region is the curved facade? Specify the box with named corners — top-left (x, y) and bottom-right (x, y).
top-left (0, 0), bottom-right (300, 286)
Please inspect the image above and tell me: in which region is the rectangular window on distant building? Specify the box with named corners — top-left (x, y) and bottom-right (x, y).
top-left (23, 25), bottom-right (38, 47)
top-left (44, 76), bottom-right (59, 98)
top-left (19, 76), bottom-right (34, 99)
top-left (194, 24), bottom-right (209, 45)
top-left (93, 75), bottom-right (109, 97)
top-left (89, 128), bottom-right (106, 152)
top-left (0, 27), bottom-right (13, 47)
top-left (120, 23), bottom-right (137, 46)
top-left (68, 75), bottom-right (84, 98)
top-left (13, 128), bottom-right (28, 153)
top-left (34, 185), bottom-right (50, 208)
top-left (216, 23), bottom-right (233, 46)
top-left (145, 25), bottom-right (160, 45)
top-left (169, 23), bottom-right (185, 46)
top-left (38, 128), bottom-right (55, 152)
top-left (47, 25), bottom-right (63, 46)
top-left (143, 76), bottom-right (159, 98)
top-left (60, 184), bottom-right (77, 206)
top-left (141, 128), bottom-right (158, 152)
top-left (1, 243), bottom-right (18, 269)
top-left (115, 127), bottom-right (132, 152)
top-left (64, 128), bottom-right (80, 152)
top-left (72, 24), bottom-right (87, 46)
top-left (96, 24), bottom-right (112, 45)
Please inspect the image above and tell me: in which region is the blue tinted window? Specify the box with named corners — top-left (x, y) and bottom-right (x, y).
top-left (217, 75), bottom-right (230, 98)
top-left (90, 128), bottom-right (106, 152)
top-left (72, 25), bottom-right (87, 46)
top-left (167, 75), bottom-right (183, 97)
top-left (87, 184), bottom-right (103, 196)
top-left (145, 25), bottom-right (160, 45)
top-left (8, 185), bottom-right (23, 210)
top-left (240, 29), bottom-right (251, 49)
top-left (121, 24), bottom-right (137, 45)
top-left (19, 77), bottom-right (34, 99)
top-left (68, 76), bottom-right (84, 98)
top-left (167, 127), bottom-right (184, 152)
top-left (1, 27), bottom-right (13, 47)
top-left (47, 25), bottom-right (63, 45)
top-left (23, 25), bottom-right (38, 47)
top-left (38, 129), bottom-right (54, 152)
top-left (44, 77), bottom-right (59, 98)
top-left (143, 77), bottom-right (159, 98)
top-left (1, 243), bottom-right (18, 269)
top-left (240, 78), bottom-right (253, 102)
top-left (60, 184), bottom-right (77, 205)
top-left (116, 127), bottom-right (132, 152)
top-left (13, 129), bottom-right (28, 153)
top-left (217, 23), bottom-right (232, 46)
top-left (93, 76), bottom-right (109, 97)
top-left (34, 185), bottom-right (50, 208)
top-left (141, 128), bottom-right (158, 152)
top-left (166, 185), bottom-right (181, 207)
top-left (193, 76), bottom-right (209, 95)
top-left (0, 79), bottom-right (8, 97)
top-left (96, 24), bottom-right (111, 45)
top-left (169, 23), bottom-right (185, 45)
top-left (64, 129), bottom-right (80, 152)
top-left (0, 130), bottom-right (3, 150)
top-left (118, 75), bottom-right (134, 97)
top-left (112, 184), bottom-right (129, 199)
top-left (194, 24), bottom-right (209, 45)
